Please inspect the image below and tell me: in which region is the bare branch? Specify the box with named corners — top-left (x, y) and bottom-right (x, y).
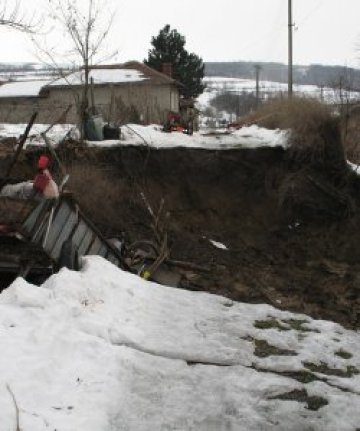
top-left (6, 384), bottom-right (20, 431)
top-left (33, 0), bottom-right (116, 138)
top-left (0, 0), bottom-right (39, 33)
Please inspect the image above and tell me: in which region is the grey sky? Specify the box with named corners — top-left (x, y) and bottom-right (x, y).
top-left (0, 0), bottom-right (359, 67)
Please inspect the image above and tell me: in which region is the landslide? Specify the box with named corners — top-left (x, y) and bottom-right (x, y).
top-left (48, 138), bottom-right (360, 330)
top-left (4, 98), bottom-right (360, 329)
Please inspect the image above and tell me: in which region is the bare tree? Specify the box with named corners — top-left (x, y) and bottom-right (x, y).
top-left (0, 0), bottom-right (37, 33)
top-left (34, 0), bottom-right (116, 137)
top-left (329, 67), bottom-right (357, 143)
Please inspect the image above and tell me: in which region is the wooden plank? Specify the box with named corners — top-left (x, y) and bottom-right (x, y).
top-left (4, 112), bottom-right (37, 178)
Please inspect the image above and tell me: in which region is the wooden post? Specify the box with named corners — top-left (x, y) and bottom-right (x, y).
top-left (4, 111), bottom-right (38, 179)
top-left (288, 0), bottom-right (293, 98)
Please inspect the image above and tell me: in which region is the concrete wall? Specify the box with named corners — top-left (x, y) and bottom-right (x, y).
top-left (0, 82), bottom-right (179, 125)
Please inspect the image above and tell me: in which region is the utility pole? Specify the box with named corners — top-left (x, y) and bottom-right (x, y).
top-left (288, 0), bottom-right (293, 97)
top-left (254, 64), bottom-right (261, 108)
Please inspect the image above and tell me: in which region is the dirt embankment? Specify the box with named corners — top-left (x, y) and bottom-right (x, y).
top-left (17, 142), bottom-right (354, 330)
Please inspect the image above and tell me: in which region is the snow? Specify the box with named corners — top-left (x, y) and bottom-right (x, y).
top-left (0, 67), bottom-right (146, 99)
top-left (0, 122), bottom-right (77, 146)
top-left (49, 68), bottom-right (147, 87)
top-left (90, 123), bottom-right (288, 150)
top-left (0, 256), bottom-right (359, 430)
top-left (347, 160), bottom-right (360, 174)
top-left (209, 239), bottom-right (228, 250)
top-left (201, 76), bottom-right (360, 106)
top-left (0, 80), bottom-right (50, 97)
top-left (0, 122), bottom-right (288, 150)
top-left (0, 68), bottom-right (147, 98)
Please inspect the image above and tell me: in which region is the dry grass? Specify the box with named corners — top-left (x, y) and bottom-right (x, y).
top-left (251, 97), bottom-right (346, 170)
top-left (254, 97), bottom-right (331, 128)
top-left (249, 98), bottom-right (355, 222)
top-left (343, 108), bottom-right (360, 164)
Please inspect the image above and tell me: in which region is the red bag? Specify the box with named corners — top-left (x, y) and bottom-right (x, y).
top-left (33, 174), bottom-right (50, 192)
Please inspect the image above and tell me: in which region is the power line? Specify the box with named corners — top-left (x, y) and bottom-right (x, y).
top-left (233, 0), bottom-right (286, 60)
top-left (295, 0), bottom-right (323, 29)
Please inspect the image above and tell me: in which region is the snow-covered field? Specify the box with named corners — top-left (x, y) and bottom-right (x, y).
top-left (0, 256), bottom-right (359, 430)
top-left (197, 76), bottom-right (360, 125)
top-left (199, 76), bottom-right (360, 107)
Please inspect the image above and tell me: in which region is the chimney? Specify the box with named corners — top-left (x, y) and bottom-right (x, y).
top-left (161, 63), bottom-right (173, 78)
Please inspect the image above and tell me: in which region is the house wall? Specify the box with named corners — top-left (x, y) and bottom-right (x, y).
top-left (0, 96), bottom-right (67, 124)
top-left (0, 82), bottom-right (179, 125)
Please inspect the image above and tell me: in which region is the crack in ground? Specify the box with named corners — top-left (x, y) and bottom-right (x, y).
top-left (112, 340), bottom-right (236, 367)
top-left (112, 340), bottom-right (360, 397)
top-left (251, 364), bottom-right (360, 397)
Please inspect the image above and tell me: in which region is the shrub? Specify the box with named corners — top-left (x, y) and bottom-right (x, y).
top-left (343, 107), bottom-right (360, 164)
top-left (255, 97), bottom-right (345, 168)
top-left (210, 91), bottom-right (258, 117)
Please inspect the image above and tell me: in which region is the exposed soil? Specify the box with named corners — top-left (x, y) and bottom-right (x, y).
top-left (4, 141), bottom-right (360, 329)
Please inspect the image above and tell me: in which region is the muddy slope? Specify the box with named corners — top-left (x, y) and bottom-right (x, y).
top-left (6, 143), bottom-right (360, 328)
top-left (48, 144), bottom-right (358, 329)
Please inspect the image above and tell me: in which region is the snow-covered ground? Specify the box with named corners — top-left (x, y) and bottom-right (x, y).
top-left (0, 256), bottom-right (359, 430)
top-left (115, 123), bottom-right (287, 150)
top-left (0, 122), bottom-right (288, 150)
top-left (0, 123), bottom-right (76, 143)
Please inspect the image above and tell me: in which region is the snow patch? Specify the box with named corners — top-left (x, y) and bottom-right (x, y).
top-left (209, 239), bottom-right (228, 250)
top-left (0, 256), bottom-right (358, 429)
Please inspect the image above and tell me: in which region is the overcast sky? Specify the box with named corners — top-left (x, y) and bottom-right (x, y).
top-left (0, 0), bottom-right (359, 68)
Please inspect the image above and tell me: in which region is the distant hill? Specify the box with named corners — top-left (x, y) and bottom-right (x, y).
top-left (0, 63), bottom-right (67, 81)
top-left (205, 62), bottom-right (360, 90)
top-left (2, 61), bottom-right (360, 91)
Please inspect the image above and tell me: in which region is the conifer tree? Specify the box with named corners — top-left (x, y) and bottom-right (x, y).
top-left (145, 25), bottom-right (205, 99)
